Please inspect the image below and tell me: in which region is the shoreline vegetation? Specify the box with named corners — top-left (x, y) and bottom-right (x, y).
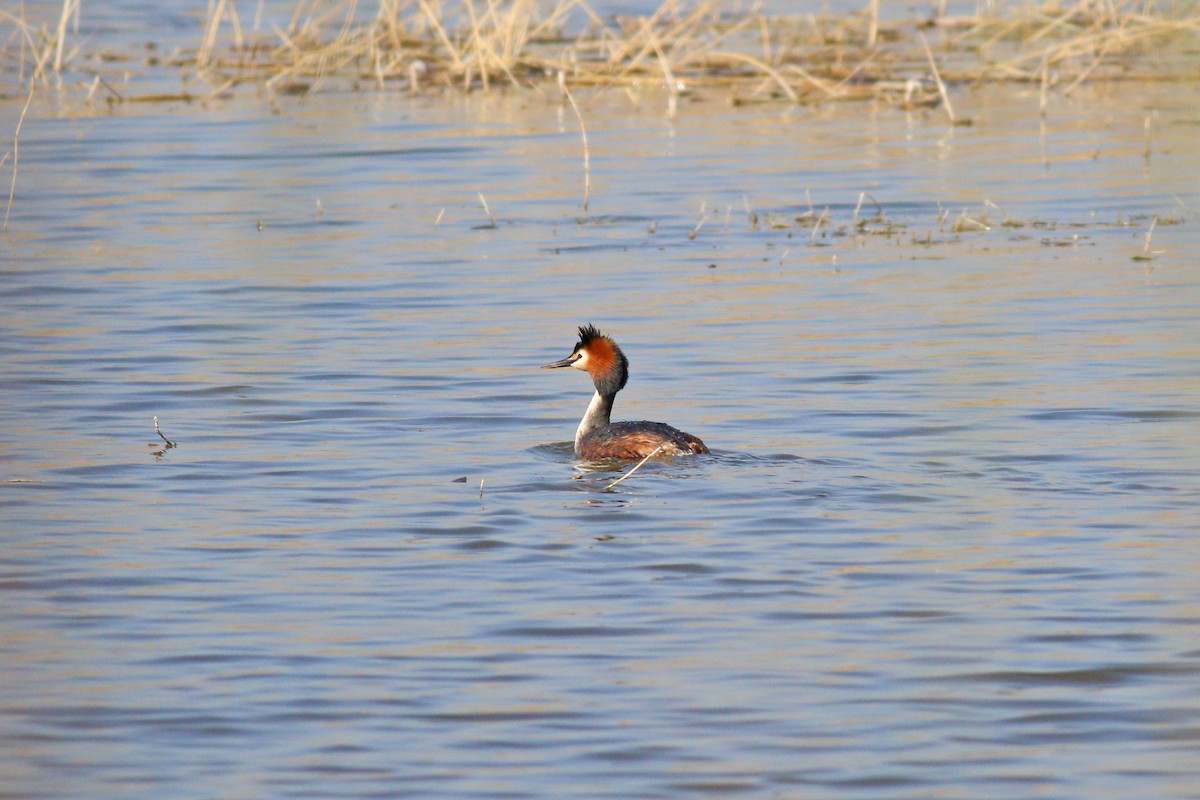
top-left (2, 0), bottom-right (1199, 108)
top-left (1, 2), bottom-right (1194, 235)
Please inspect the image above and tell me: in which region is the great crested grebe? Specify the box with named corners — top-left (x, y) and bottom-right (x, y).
top-left (542, 324), bottom-right (709, 460)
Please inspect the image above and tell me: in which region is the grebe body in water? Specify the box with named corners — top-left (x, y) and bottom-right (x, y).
top-left (542, 325), bottom-right (709, 460)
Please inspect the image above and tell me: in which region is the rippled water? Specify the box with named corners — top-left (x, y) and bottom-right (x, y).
top-left (3, 68), bottom-right (1199, 799)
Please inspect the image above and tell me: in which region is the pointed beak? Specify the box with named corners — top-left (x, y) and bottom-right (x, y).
top-left (541, 354), bottom-right (580, 369)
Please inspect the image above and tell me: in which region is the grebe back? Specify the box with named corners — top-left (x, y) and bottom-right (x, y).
top-left (542, 324), bottom-right (708, 460)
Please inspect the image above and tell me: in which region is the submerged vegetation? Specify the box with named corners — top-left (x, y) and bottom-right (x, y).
top-left (3, 0), bottom-right (1199, 106)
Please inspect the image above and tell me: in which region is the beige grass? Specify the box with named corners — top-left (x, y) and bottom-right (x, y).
top-left (3, 0), bottom-right (1198, 105)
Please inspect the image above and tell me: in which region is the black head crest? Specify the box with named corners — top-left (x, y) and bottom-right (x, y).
top-left (577, 324), bottom-right (603, 348)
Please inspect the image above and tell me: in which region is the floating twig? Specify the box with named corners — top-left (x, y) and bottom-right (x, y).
top-left (153, 416), bottom-right (177, 449)
top-left (604, 444), bottom-right (665, 492)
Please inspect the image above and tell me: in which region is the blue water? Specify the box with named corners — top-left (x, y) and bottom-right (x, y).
top-left (2, 29), bottom-right (1199, 799)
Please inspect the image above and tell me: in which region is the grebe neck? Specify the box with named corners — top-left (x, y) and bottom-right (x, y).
top-left (575, 391), bottom-right (615, 450)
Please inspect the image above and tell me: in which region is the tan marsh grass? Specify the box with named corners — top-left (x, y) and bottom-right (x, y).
top-left (2, 0), bottom-right (1197, 105)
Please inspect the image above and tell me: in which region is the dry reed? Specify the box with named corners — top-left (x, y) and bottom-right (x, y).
top-left (2, 0), bottom-right (1195, 104)
top-left (3, 81), bottom-right (34, 231)
top-left (559, 72), bottom-right (591, 213)
top-left (476, 191), bottom-right (497, 228)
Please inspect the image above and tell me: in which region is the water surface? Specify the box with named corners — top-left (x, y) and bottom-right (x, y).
top-left (2, 69), bottom-right (1199, 798)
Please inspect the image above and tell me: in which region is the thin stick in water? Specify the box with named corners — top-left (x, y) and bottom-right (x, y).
top-left (4, 82), bottom-right (35, 232)
top-left (604, 444), bottom-right (664, 492)
top-left (559, 73), bottom-right (591, 213)
top-left (919, 32), bottom-right (956, 125)
top-left (477, 192), bottom-right (496, 228)
top-left (811, 207), bottom-right (828, 242)
top-left (154, 416), bottom-right (177, 448)
top-left (1133, 216), bottom-right (1161, 262)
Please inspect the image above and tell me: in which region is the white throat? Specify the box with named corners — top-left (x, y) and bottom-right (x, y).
top-left (575, 390), bottom-right (613, 450)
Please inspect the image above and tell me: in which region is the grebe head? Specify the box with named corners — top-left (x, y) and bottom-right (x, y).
top-left (541, 324), bottom-right (629, 396)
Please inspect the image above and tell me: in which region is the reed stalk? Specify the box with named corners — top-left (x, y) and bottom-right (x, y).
top-left (559, 74), bottom-right (591, 213)
top-left (1, 1), bottom-right (1197, 105)
top-left (3, 82), bottom-right (34, 231)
